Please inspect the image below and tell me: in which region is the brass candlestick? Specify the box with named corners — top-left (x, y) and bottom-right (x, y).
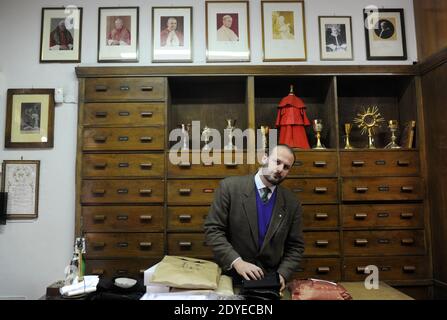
top-left (260, 125), bottom-right (269, 151)
top-left (201, 125), bottom-right (212, 151)
top-left (224, 119), bottom-right (237, 151)
top-left (344, 123), bottom-right (354, 149)
top-left (312, 119), bottom-right (326, 149)
top-left (385, 120), bottom-right (401, 149)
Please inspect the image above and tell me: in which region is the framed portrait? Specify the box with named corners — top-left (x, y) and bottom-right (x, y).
top-left (5, 89), bottom-right (55, 148)
top-left (98, 7), bottom-right (139, 62)
top-left (152, 7), bottom-right (193, 62)
top-left (261, 1), bottom-right (306, 61)
top-left (364, 8), bottom-right (407, 60)
top-left (206, 1), bottom-right (250, 62)
top-left (40, 7), bottom-right (82, 63)
top-left (319, 16), bottom-right (353, 61)
top-left (1, 160), bottom-right (40, 220)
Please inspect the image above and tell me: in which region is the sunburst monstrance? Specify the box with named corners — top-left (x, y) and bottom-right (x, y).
top-left (353, 106), bottom-right (385, 149)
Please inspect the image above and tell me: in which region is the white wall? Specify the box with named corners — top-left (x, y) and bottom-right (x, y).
top-left (0, 0), bottom-right (417, 299)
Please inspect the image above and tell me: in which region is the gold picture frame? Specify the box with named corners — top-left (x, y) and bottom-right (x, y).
top-left (1, 160), bottom-right (40, 219)
top-left (5, 89), bottom-right (55, 148)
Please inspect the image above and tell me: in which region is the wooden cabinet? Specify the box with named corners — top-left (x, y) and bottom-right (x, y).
top-left (76, 66), bottom-right (431, 294)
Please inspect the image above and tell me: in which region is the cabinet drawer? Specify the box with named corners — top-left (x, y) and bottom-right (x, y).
top-left (83, 103), bottom-right (165, 126)
top-left (82, 153), bottom-right (164, 178)
top-left (290, 151), bottom-right (338, 177)
top-left (167, 179), bottom-right (221, 205)
top-left (340, 151), bottom-right (420, 177)
top-left (293, 258), bottom-right (341, 281)
top-left (343, 230), bottom-right (426, 256)
top-left (85, 258), bottom-right (160, 279)
top-left (302, 205), bottom-right (339, 229)
top-left (81, 180), bottom-right (164, 204)
top-left (168, 206), bottom-right (209, 231)
top-left (167, 152), bottom-right (249, 177)
top-left (344, 257), bottom-right (430, 281)
top-left (83, 127), bottom-right (164, 151)
top-left (303, 231), bottom-right (340, 256)
top-left (83, 206), bottom-right (164, 232)
top-left (282, 178), bottom-right (338, 204)
top-left (342, 177), bottom-right (423, 201)
top-left (85, 233), bottom-right (164, 258)
top-left (85, 77), bottom-right (165, 101)
top-left (342, 204), bottom-right (424, 228)
top-left (167, 233), bottom-right (213, 258)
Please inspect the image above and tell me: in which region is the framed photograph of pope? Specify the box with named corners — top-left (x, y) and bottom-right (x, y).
top-left (206, 1), bottom-right (250, 62)
top-left (152, 7), bottom-right (193, 62)
top-left (319, 16), bottom-right (353, 60)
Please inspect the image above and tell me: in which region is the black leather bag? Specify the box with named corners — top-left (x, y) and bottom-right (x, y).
top-left (240, 273), bottom-right (281, 300)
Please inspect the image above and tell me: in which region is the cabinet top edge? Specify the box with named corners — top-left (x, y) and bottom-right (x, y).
top-left (75, 65), bottom-right (417, 78)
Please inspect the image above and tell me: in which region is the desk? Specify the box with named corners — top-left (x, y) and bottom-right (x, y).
top-left (339, 282), bottom-right (413, 300)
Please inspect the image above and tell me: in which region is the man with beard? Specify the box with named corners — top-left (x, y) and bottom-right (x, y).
top-left (204, 144), bottom-right (304, 292)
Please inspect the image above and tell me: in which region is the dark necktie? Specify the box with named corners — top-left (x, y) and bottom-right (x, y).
top-left (261, 187), bottom-right (271, 203)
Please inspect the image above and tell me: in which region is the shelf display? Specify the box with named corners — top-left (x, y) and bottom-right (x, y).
top-left (311, 119), bottom-right (326, 149)
top-left (353, 106), bottom-right (385, 149)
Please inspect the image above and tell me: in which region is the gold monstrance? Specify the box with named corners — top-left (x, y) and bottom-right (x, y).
top-left (353, 106), bottom-right (385, 149)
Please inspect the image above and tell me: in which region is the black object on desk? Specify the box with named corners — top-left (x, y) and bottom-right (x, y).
top-left (240, 272), bottom-right (281, 300)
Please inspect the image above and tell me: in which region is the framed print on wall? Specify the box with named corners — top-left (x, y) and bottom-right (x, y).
top-left (261, 1), bottom-right (306, 61)
top-left (98, 7), bottom-right (139, 62)
top-left (206, 1), bottom-right (250, 62)
top-left (152, 7), bottom-right (193, 62)
top-left (1, 160), bottom-right (40, 220)
top-left (40, 6), bottom-right (83, 63)
top-left (5, 89), bottom-right (55, 148)
top-left (364, 8), bottom-right (407, 60)
top-left (319, 16), bottom-right (353, 61)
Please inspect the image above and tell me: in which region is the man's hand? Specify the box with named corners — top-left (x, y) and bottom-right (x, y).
top-left (279, 274), bottom-right (286, 292)
top-left (233, 259), bottom-right (264, 280)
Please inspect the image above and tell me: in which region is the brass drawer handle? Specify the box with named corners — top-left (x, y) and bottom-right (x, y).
top-left (225, 163), bottom-right (238, 168)
top-left (401, 186), bottom-right (414, 193)
top-left (119, 111), bottom-right (130, 117)
top-left (117, 215), bottom-right (128, 221)
top-left (120, 85), bottom-right (130, 91)
top-left (355, 186), bottom-right (368, 193)
top-left (118, 162), bottom-right (129, 168)
top-left (140, 215), bottom-right (153, 222)
top-left (95, 85), bottom-right (108, 92)
top-left (352, 160), bottom-right (365, 167)
top-left (401, 238), bottom-right (415, 245)
top-left (179, 214), bottom-right (192, 222)
top-left (397, 160), bottom-right (410, 166)
top-left (355, 239), bottom-right (368, 246)
top-left (116, 269), bottom-right (128, 275)
top-left (141, 111), bottom-right (153, 117)
top-left (92, 242), bottom-right (105, 249)
top-left (92, 269), bottom-right (104, 275)
top-left (317, 267), bottom-right (330, 274)
top-left (92, 189), bottom-right (106, 196)
top-left (93, 135), bottom-right (107, 143)
top-left (314, 187), bottom-right (327, 194)
top-left (179, 241), bottom-right (192, 248)
top-left (315, 240), bottom-right (329, 247)
top-left (375, 160), bottom-right (386, 165)
top-left (95, 111), bottom-right (107, 118)
top-left (118, 136), bottom-right (129, 142)
top-left (179, 188), bottom-right (191, 195)
top-left (94, 162), bottom-right (107, 169)
top-left (296, 267), bottom-right (305, 272)
top-left (141, 86), bottom-right (154, 91)
top-left (203, 161), bottom-right (214, 167)
top-left (403, 266), bottom-right (416, 273)
top-left (140, 242), bottom-right (152, 249)
top-left (378, 186), bottom-right (390, 192)
top-left (117, 188), bottom-right (128, 194)
top-left (378, 238), bottom-right (390, 244)
top-left (140, 163), bottom-right (153, 169)
top-left (178, 162), bottom-right (191, 168)
top-left (377, 212), bottom-right (389, 218)
top-left (356, 266), bottom-right (366, 274)
top-left (315, 213), bottom-right (328, 220)
top-left (139, 189), bottom-right (152, 195)
top-left (203, 188), bottom-right (215, 193)
top-left (93, 215), bottom-right (106, 222)
top-left (292, 188), bottom-right (303, 193)
top-left (140, 136), bottom-right (153, 143)
top-left (294, 160), bottom-right (303, 167)
top-left (354, 213), bottom-right (368, 220)
top-left (400, 212), bottom-right (414, 219)
top-left (313, 161), bottom-right (327, 167)
top-left (117, 242), bottom-right (128, 248)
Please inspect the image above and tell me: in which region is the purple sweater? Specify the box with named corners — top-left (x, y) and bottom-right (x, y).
top-left (255, 186), bottom-right (277, 248)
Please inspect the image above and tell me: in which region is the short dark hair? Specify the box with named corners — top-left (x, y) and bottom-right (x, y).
top-left (268, 144), bottom-right (296, 163)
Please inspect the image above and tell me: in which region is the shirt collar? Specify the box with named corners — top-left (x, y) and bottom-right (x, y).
top-left (254, 170), bottom-right (276, 193)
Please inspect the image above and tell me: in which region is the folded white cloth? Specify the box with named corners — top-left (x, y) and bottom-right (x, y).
top-left (60, 275), bottom-right (99, 296)
top-left (143, 263), bottom-right (159, 286)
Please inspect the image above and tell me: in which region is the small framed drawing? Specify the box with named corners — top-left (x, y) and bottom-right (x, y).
top-left (1, 160), bottom-right (40, 219)
top-left (98, 7), bottom-right (139, 62)
top-left (261, 1), bottom-right (306, 61)
top-left (152, 7), bottom-right (193, 62)
top-left (319, 16), bottom-right (353, 61)
top-left (206, 1), bottom-right (250, 62)
top-left (5, 89), bottom-right (55, 148)
top-left (364, 8), bottom-right (407, 60)
top-left (40, 6), bottom-right (83, 63)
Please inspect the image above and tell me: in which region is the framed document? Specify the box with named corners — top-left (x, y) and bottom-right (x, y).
top-left (319, 16), bottom-right (353, 61)
top-left (1, 160), bottom-right (40, 219)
